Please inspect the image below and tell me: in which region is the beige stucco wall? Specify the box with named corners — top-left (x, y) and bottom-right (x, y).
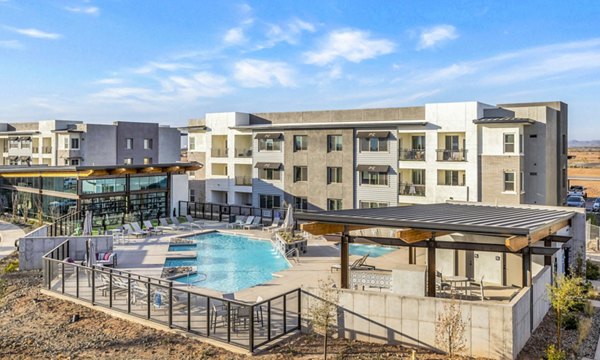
top-left (480, 155), bottom-right (523, 205)
top-left (251, 106), bottom-right (425, 124)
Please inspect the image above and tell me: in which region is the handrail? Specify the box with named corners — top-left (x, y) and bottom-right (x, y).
top-left (285, 248), bottom-right (300, 263)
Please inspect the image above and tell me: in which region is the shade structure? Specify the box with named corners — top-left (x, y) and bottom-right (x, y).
top-left (356, 131), bottom-right (390, 138)
top-left (282, 204), bottom-right (294, 231)
top-left (356, 164), bottom-right (391, 172)
top-left (254, 132), bottom-right (283, 140)
top-left (254, 162), bottom-right (282, 170)
top-left (82, 211), bottom-right (93, 235)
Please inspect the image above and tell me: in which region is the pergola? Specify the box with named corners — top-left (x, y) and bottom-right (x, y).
top-left (297, 203), bottom-right (575, 297)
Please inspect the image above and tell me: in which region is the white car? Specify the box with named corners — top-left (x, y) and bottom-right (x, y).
top-left (593, 198), bottom-right (600, 212)
top-left (568, 185), bottom-right (587, 198)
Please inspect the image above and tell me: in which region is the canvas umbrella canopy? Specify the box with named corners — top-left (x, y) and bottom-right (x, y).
top-left (282, 204), bottom-right (294, 231)
top-left (86, 238), bottom-right (96, 267)
top-left (82, 211), bottom-right (93, 235)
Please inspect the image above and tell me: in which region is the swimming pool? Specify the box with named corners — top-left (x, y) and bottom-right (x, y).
top-left (164, 232), bottom-right (290, 293)
top-left (336, 243), bottom-right (398, 257)
top-left (168, 243), bottom-right (197, 251)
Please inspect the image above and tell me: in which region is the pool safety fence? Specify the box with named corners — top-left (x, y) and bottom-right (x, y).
top-left (42, 238), bottom-right (301, 352)
top-left (179, 201), bottom-right (300, 227)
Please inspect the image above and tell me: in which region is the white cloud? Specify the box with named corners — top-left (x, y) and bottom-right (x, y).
top-left (0, 40), bottom-right (23, 49)
top-left (8, 27), bottom-right (62, 40)
top-left (417, 25), bottom-right (458, 49)
top-left (94, 78), bottom-right (123, 85)
top-left (305, 29), bottom-right (395, 66)
top-left (65, 6), bottom-right (99, 15)
top-left (132, 62), bottom-right (195, 74)
top-left (224, 27), bottom-right (245, 44)
top-left (234, 59), bottom-right (295, 87)
top-left (262, 18), bottom-right (315, 48)
top-left (161, 72), bottom-right (231, 99)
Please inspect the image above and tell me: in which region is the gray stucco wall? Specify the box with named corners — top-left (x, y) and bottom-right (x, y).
top-left (83, 124), bottom-right (117, 166)
top-left (115, 121), bottom-right (159, 165)
top-left (19, 235), bottom-right (113, 270)
top-left (158, 126), bottom-right (181, 163)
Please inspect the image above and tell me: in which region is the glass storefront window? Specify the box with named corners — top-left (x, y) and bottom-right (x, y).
top-left (42, 177), bottom-right (77, 194)
top-left (81, 178), bottom-right (126, 194)
top-left (130, 175), bottom-right (167, 191)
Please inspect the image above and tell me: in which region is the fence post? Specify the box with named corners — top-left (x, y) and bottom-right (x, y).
top-left (61, 263), bottom-right (65, 294)
top-left (249, 304), bottom-right (255, 351)
top-left (168, 282), bottom-right (173, 328)
top-left (227, 302), bottom-right (231, 343)
top-left (218, 205), bottom-right (223, 222)
top-left (109, 270), bottom-right (113, 308)
top-left (297, 289), bottom-right (301, 330)
top-left (187, 292), bottom-right (191, 331)
top-left (146, 282), bottom-right (151, 319)
top-left (267, 300), bottom-right (271, 341)
top-left (283, 293), bottom-right (287, 332)
top-left (91, 267), bottom-right (95, 305)
top-left (76, 266), bottom-right (79, 298)
top-left (127, 274), bottom-right (131, 314)
top-left (206, 297), bottom-right (211, 336)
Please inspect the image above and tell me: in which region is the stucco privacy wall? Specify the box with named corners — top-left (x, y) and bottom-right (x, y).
top-left (19, 235), bottom-right (112, 270)
top-left (302, 266), bottom-right (553, 359)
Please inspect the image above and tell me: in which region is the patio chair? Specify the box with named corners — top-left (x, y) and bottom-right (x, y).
top-left (185, 215), bottom-right (204, 227)
top-left (143, 220), bottom-right (163, 235)
top-left (471, 275), bottom-right (487, 301)
top-left (262, 216), bottom-right (282, 232)
top-left (210, 303), bottom-right (229, 331)
top-left (227, 215), bottom-right (247, 229)
top-left (130, 222), bottom-right (150, 237)
top-left (123, 223), bottom-right (145, 238)
top-left (435, 271), bottom-right (451, 292)
top-left (158, 217), bottom-right (180, 231)
top-left (171, 216), bottom-right (196, 230)
top-left (330, 254), bottom-right (375, 272)
top-left (243, 216), bottom-right (263, 230)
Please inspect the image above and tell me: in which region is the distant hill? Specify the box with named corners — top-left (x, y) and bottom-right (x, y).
top-left (569, 140), bottom-right (600, 148)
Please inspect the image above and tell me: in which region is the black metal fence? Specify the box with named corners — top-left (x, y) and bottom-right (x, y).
top-left (179, 201), bottom-right (288, 225)
top-left (47, 209), bottom-right (84, 236)
top-left (42, 239), bottom-right (301, 352)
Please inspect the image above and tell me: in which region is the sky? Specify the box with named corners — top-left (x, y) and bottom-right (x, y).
top-left (0, 1), bottom-right (599, 140)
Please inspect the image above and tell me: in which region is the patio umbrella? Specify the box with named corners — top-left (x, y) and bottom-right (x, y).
top-left (82, 211), bottom-right (93, 235)
top-left (86, 238), bottom-right (96, 267)
top-left (282, 204), bottom-right (294, 232)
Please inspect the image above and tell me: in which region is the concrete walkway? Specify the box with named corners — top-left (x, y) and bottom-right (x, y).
top-left (0, 221), bottom-right (26, 259)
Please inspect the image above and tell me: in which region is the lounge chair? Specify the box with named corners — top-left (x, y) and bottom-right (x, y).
top-left (158, 217), bottom-right (180, 231)
top-left (262, 216), bottom-right (282, 232)
top-left (130, 222), bottom-right (150, 237)
top-left (330, 254), bottom-right (374, 272)
top-left (180, 215), bottom-right (203, 230)
top-left (122, 223), bottom-right (145, 238)
top-left (233, 216), bottom-right (254, 229)
top-left (185, 215), bottom-right (204, 227)
top-left (95, 251), bottom-right (117, 267)
top-left (143, 220), bottom-right (163, 235)
top-left (243, 216), bottom-right (263, 230)
top-left (227, 215), bottom-right (247, 229)
top-left (171, 216), bottom-right (195, 230)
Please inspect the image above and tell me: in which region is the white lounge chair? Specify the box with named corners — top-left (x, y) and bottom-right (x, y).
top-left (158, 217), bottom-right (180, 231)
top-left (262, 217), bottom-right (282, 232)
top-left (227, 215), bottom-right (247, 229)
top-left (185, 215), bottom-right (204, 227)
top-left (123, 223), bottom-right (145, 238)
top-left (235, 216), bottom-right (254, 229)
top-left (130, 222), bottom-right (149, 237)
top-left (181, 215), bottom-right (203, 229)
top-left (143, 220), bottom-right (163, 235)
top-left (171, 216), bottom-right (194, 230)
top-left (330, 254), bottom-right (374, 272)
top-left (243, 216), bottom-right (263, 230)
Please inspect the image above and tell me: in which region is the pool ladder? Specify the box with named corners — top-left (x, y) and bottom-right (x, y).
top-left (285, 248), bottom-right (300, 264)
top-left (186, 271), bottom-right (208, 288)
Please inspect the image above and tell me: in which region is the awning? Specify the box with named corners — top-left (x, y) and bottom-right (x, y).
top-left (8, 136), bottom-right (19, 141)
top-left (255, 162), bottom-right (282, 170)
top-left (19, 156), bottom-right (31, 161)
top-left (356, 131), bottom-right (390, 138)
top-left (8, 156), bottom-right (18, 160)
top-left (254, 133), bottom-right (283, 140)
top-left (20, 136), bottom-right (31, 141)
top-left (356, 164), bottom-right (391, 172)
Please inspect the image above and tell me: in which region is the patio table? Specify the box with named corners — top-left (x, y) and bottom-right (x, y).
top-left (444, 276), bottom-right (470, 298)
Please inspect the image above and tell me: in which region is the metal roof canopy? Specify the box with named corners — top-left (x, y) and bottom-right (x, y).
top-left (296, 203), bottom-right (574, 237)
top-left (254, 132), bottom-right (283, 140)
top-left (356, 131), bottom-right (391, 138)
top-left (356, 164), bottom-right (391, 172)
top-left (254, 162), bottom-right (282, 170)
top-left (473, 117), bottom-right (535, 125)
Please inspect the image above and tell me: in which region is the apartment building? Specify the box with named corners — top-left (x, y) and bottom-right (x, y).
top-left (180, 119), bottom-right (208, 204)
top-left (0, 120), bottom-right (180, 167)
top-left (192, 101), bottom-right (568, 210)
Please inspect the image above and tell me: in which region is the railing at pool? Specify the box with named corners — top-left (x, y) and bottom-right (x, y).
top-left (42, 239), bottom-right (302, 352)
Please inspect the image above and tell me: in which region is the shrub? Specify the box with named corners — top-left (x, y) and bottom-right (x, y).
top-left (2, 259), bottom-right (18, 274)
top-left (586, 260), bottom-right (600, 280)
top-left (545, 344), bottom-right (566, 360)
top-left (562, 313), bottom-right (579, 330)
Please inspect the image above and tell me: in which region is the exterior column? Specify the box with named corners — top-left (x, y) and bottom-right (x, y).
top-left (522, 247), bottom-right (532, 287)
top-left (544, 239), bottom-right (552, 266)
top-left (408, 247), bottom-right (416, 264)
top-left (341, 226), bottom-right (349, 289)
top-left (427, 236), bottom-right (436, 297)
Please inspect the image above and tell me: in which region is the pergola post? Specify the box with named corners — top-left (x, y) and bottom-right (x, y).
top-left (522, 247), bottom-right (532, 287)
top-left (543, 239), bottom-right (552, 266)
top-left (340, 226), bottom-right (350, 289)
top-left (427, 236), bottom-right (436, 297)
top-left (408, 247), bottom-right (416, 264)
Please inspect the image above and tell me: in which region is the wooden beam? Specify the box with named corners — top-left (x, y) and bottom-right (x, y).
top-left (300, 222), bottom-right (371, 236)
top-left (139, 167), bottom-right (163, 173)
top-left (394, 229), bottom-right (450, 243)
top-left (165, 166), bottom-right (181, 173)
top-left (505, 219), bottom-right (570, 252)
top-left (110, 168), bottom-right (137, 176)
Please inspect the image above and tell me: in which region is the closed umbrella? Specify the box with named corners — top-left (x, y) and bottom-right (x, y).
top-left (86, 238), bottom-right (96, 267)
top-left (282, 204), bottom-right (294, 232)
top-left (82, 211), bottom-right (93, 235)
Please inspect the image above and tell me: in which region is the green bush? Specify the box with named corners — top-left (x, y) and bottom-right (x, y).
top-left (586, 260), bottom-right (600, 280)
top-left (545, 344), bottom-right (566, 360)
top-left (2, 259), bottom-right (18, 274)
top-left (562, 313), bottom-right (579, 330)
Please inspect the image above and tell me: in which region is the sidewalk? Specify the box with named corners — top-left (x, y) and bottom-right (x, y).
top-left (0, 221), bottom-right (26, 259)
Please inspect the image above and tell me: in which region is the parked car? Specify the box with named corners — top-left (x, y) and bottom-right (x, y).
top-left (593, 198), bottom-right (600, 212)
top-left (566, 195), bottom-right (586, 208)
top-left (568, 185), bottom-right (587, 198)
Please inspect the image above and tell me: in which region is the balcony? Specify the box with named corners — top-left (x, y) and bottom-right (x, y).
top-left (211, 148), bottom-right (228, 158)
top-left (399, 149), bottom-right (426, 161)
top-left (235, 148), bottom-right (252, 158)
top-left (399, 183), bottom-right (426, 196)
top-left (235, 176), bottom-right (252, 186)
top-left (436, 149), bottom-right (467, 161)
top-left (42, 146), bottom-right (52, 154)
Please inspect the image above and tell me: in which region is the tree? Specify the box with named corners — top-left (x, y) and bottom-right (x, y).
top-left (309, 277), bottom-right (340, 360)
top-left (547, 275), bottom-right (585, 350)
top-left (435, 297), bottom-right (467, 357)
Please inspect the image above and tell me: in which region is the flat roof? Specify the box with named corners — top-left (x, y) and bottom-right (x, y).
top-left (0, 162), bottom-right (202, 178)
top-left (473, 117), bottom-right (535, 125)
top-left (230, 120), bottom-right (427, 131)
top-left (296, 203), bottom-right (575, 236)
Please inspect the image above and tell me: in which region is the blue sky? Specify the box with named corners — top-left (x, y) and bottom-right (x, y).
top-left (0, 1), bottom-right (599, 140)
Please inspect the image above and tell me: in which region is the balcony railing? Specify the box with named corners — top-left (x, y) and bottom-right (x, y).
top-left (210, 148), bottom-right (228, 157)
top-left (436, 149), bottom-right (467, 161)
top-left (42, 146), bottom-right (52, 154)
top-left (235, 176), bottom-right (252, 186)
top-left (399, 183), bottom-right (426, 196)
top-left (32, 147), bottom-right (39, 153)
top-left (234, 148), bottom-right (253, 158)
top-left (399, 149), bottom-right (426, 161)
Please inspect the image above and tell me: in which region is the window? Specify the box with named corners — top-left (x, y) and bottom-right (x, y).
top-left (124, 158), bottom-right (133, 165)
top-left (189, 137), bottom-right (196, 151)
top-left (144, 157), bottom-right (152, 164)
top-left (529, 134), bottom-right (537, 138)
top-left (64, 159), bottom-right (69, 165)
top-left (144, 138), bottom-right (153, 150)
top-left (327, 167), bottom-right (342, 184)
top-left (189, 189), bottom-right (196, 203)
top-left (258, 139), bottom-right (281, 151)
top-left (359, 201), bottom-right (388, 209)
top-left (126, 138), bottom-right (133, 149)
top-left (71, 138), bottom-right (80, 150)
top-left (520, 171), bottom-right (524, 192)
top-left (503, 134), bottom-right (515, 153)
top-left (259, 168), bottom-right (281, 181)
top-left (445, 135), bottom-right (460, 150)
top-left (412, 135), bottom-right (425, 150)
top-left (360, 137), bottom-right (388, 152)
top-left (562, 134), bottom-right (567, 155)
top-left (70, 159), bottom-right (80, 166)
top-left (259, 194), bottom-right (281, 209)
top-left (327, 199), bottom-right (342, 211)
top-left (63, 137), bottom-right (69, 149)
top-left (9, 139), bottom-right (19, 149)
top-left (519, 134), bottom-right (524, 153)
top-left (293, 166), bottom-right (308, 182)
top-left (20, 139), bottom-right (31, 148)
top-left (294, 135), bottom-right (308, 151)
top-left (360, 171), bottom-right (388, 186)
top-left (327, 135), bottom-right (343, 152)
top-left (438, 170), bottom-right (465, 186)
top-left (504, 172), bottom-right (515, 192)
top-left (294, 196), bottom-right (308, 210)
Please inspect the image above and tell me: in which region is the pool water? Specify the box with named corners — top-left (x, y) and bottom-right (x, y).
top-left (168, 244), bottom-right (197, 251)
top-left (165, 232), bottom-right (290, 293)
top-left (336, 243), bottom-right (398, 257)
top-left (164, 258), bottom-right (197, 267)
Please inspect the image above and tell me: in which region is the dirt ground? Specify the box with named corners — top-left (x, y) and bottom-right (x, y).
top-left (569, 148), bottom-right (600, 197)
top-left (0, 252), bottom-right (478, 360)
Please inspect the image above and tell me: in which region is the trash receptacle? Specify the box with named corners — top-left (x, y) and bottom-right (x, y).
top-left (229, 214), bottom-right (236, 223)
